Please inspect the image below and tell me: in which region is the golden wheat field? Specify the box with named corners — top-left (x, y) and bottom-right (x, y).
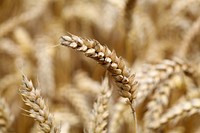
top-left (0, 0), bottom-right (200, 133)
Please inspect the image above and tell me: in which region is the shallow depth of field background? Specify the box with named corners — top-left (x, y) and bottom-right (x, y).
top-left (0, 0), bottom-right (200, 133)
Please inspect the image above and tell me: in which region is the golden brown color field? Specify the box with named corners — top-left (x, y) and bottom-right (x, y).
top-left (0, 0), bottom-right (200, 133)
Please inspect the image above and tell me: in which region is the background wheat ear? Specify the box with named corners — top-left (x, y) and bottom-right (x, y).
top-left (0, 98), bottom-right (13, 133)
top-left (150, 98), bottom-right (200, 131)
top-left (0, 0), bottom-right (200, 132)
top-left (89, 77), bottom-right (111, 133)
top-left (19, 75), bottom-right (60, 133)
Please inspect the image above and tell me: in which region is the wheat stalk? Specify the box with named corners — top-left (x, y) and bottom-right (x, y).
top-left (19, 75), bottom-right (60, 133)
top-left (90, 77), bottom-right (111, 133)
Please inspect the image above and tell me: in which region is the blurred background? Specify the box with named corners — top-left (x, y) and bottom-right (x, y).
top-left (0, 0), bottom-right (200, 132)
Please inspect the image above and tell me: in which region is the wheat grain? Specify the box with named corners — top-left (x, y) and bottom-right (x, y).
top-left (20, 75), bottom-right (60, 133)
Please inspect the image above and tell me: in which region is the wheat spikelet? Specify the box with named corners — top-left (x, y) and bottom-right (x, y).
top-left (60, 32), bottom-right (137, 108)
top-left (136, 58), bottom-right (194, 105)
top-left (31, 110), bottom-right (80, 133)
top-left (89, 77), bottom-right (111, 133)
top-left (150, 98), bottom-right (200, 130)
top-left (20, 75), bottom-right (60, 133)
top-left (0, 98), bottom-right (13, 133)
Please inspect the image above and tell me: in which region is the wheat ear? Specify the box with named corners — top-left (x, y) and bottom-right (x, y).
top-left (20, 75), bottom-right (60, 133)
top-left (0, 0), bottom-right (48, 37)
top-left (178, 16), bottom-right (200, 58)
top-left (73, 71), bottom-right (101, 95)
top-left (144, 75), bottom-right (185, 132)
top-left (90, 77), bottom-right (111, 133)
top-left (35, 37), bottom-right (55, 98)
top-left (124, 0), bottom-right (136, 33)
top-left (150, 98), bottom-right (200, 130)
top-left (60, 32), bottom-right (137, 104)
top-left (0, 98), bottom-right (13, 133)
top-left (136, 58), bottom-right (194, 105)
top-left (60, 87), bottom-right (91, 131)
top-left (60, 33), bottom-right (137, 114)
